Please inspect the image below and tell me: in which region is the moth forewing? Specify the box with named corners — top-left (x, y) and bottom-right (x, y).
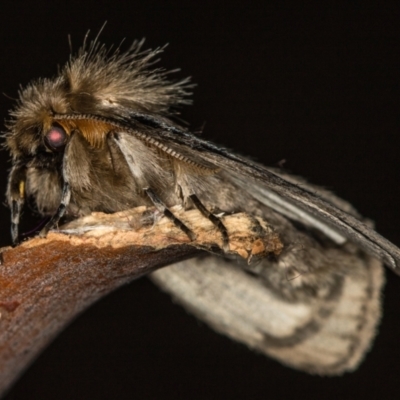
top-left (4, 35), bottom-right (398, 375)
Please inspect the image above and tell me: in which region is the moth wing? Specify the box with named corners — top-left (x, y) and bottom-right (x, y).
top-left (150, 252), bottom-right (384, 375)
top-left (110, 116), bottom-right (387, 373)
top-left (118, 114), bottom-right (400, 272)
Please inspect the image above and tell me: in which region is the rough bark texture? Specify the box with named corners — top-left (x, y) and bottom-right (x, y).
top-left (0, 206), bottom-right (281, 397)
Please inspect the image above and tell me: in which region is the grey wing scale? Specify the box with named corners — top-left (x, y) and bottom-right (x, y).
top-left (107, 116), bottom-right (390, 374)
top-left (124, 113), bottom-right (400, 273)
top-left (150, 248), bottom-right (384, 375)
top-left (200, 151), bottom-right (400, 273)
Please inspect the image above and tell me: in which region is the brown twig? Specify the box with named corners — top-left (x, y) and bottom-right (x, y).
top-left (0, 206), bottom-right (282, 397)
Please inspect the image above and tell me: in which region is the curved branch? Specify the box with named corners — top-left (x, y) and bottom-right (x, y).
top-left (0, 206), bottom-right (282, 397)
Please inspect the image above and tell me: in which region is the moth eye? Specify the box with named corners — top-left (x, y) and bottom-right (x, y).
top-left (45, 125), bottom-right (68, 151)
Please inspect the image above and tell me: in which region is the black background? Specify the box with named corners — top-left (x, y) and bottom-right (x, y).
top-left (1, 2), bottom-right (400, 400)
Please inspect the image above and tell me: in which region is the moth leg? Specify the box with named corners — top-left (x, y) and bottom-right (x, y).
top-left (189, 194), bottom-right (229, 251)
top-left (11, 199), bottom-right (23, 246)
top-left (39, 182), bottom-right (71, 238)
top-left (144, 187), bottom-right (196, 241)
top-left (7, 164), bottom-right (27, 246)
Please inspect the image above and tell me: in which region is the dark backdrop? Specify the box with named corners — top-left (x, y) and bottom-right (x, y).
top-left (1, 2), bottom-right (400, 400)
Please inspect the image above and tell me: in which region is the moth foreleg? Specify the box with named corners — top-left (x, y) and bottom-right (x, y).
top-left (189, 194), bottom-right (229, 251)
top-left (144, 187), bottom-right (196, 240)
top-left (39, 182), bottom-right (71, 238)
top-left (7, 164), bottom-right (27, 246)
top-left (11, 200), bottom-right (22, 246)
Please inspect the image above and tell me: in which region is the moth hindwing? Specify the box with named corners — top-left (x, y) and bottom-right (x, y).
top-left (4, 33), bottom-right (399, 375)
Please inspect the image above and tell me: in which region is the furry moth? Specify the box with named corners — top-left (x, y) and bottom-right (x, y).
top-left (4, 34), bottom-right (400, 375)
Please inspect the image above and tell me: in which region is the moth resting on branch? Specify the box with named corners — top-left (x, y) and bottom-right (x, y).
top-left (3, 32), bottom-right (400, 375)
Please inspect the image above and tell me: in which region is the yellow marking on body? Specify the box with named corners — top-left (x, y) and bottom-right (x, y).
top-left (19, 180), bottom-right (25, 198)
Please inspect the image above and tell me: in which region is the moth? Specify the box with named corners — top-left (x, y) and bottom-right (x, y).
top-left (4, 34), bottom-right (400, 375)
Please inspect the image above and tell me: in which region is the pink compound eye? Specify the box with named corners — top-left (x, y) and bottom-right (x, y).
top-left (45, 125), bottom-right (68, 150)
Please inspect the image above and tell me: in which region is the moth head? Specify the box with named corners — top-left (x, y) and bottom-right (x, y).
top-left (4, 38), bottom-right (193, 158)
